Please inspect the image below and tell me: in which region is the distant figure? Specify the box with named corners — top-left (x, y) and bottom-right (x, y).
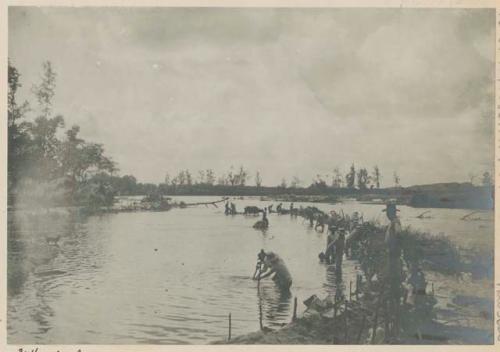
top-left (324, 226), bottom-right (337, 264)
top-left (268, 204), bottom-right (274, 213)
top-left (253, 210), bottom-right (269, 230)
top-left (383, 202), bottom-right (403, 339)
top-left (307, 211), bottom-right (314, 227)
top-left (276, 203), bottom-right (283, 213)
top-left (315, 214), bottom-right (326, 233)
top-left (225, 202), bottom-right (230, 215)
top-left (335, 228), bottom-right (346, 274)
top-left (230, 202), bottom-right (237, 215)
top-left (254, 251), bottom-right (292, 291)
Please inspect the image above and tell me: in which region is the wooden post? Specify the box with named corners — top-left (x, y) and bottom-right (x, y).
top-left (292, 297), bottom-right (298, 322)
top-left (384, 299), bottom-right (389, 342)
top-left (228, 313), bottom-right (232, 341)
top-left (344, 300), bottom-right (349, 343)
top-left (432, 282), bottom-right (435, 295)
top-left (259, 302), bottom-right (263, 331)
top-left (349, 281), bottom-right (352, 301)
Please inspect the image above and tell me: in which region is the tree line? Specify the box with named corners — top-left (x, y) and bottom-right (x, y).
top-left (8, 60), bottom-right (493, 207)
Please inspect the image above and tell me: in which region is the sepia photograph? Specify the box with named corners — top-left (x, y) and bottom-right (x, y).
top-left (4, 2), bottom-right (497, 347)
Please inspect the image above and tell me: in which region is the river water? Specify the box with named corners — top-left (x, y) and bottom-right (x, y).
top-left (7, 197), bottom-right (493, 344)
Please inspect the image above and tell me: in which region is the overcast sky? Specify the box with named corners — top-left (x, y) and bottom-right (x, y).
top-left (8, 7), bottom-right (495, 187)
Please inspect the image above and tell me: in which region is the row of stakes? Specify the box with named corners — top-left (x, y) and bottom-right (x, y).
top-left (227, 275), bottom-right (436, 342)
top-left (226, 274), bottom-right (362, 342)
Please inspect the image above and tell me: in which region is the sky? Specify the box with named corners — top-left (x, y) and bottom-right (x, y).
top-left (8, 7), bottom-right (495, 187)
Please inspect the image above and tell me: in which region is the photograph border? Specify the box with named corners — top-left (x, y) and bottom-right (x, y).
top-left (1, 0), bottom-right (498, 351)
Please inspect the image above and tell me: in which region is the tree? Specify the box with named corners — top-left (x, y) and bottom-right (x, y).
top-left (372, 165), bottom-right (381, 189)
top-left (205, 169), bottom-right (215, 186)
top-left (8, 60), bottom-right (31, 192)
top-left (197, 170), bottom-right (205, 185)
top-left (393, 172), bottom-right (401, 188)
top-left (164, 173), bottom-right (171, 186)
top-left (32, 61), bottom-right (56, 119)
top-left (217, 174), bottom-right (227, 186)
top-left (255, 171), bottom-right (262, 188)
top-left (468, 172), bottom-right (476, 185)
top-left (226, 165), bottom-right (235, 186)
top-left (357, 168), bottom-right (369, 190)
top-left (185, 169), bottom-right (193, 186)
top-left (290, 176), bottom-right (301, 188)
top-left (346, 164), bottom-right (356, 189)
top-left (332, 167), bottom-right (343, 188)
top-left (482, 171), bottom-right (492, 186)
top-left (311, 174), bottom-right (327, 190)
top-left (279, 178), bottom-right (287, 189)
top-left (27, 61), bottom-right (66, 180)
top-left (234, 166), bottom-right (248, 186)
top-left (176, 170), bottom-right (186, 185)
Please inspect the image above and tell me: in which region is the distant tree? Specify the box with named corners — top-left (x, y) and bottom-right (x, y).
top-left (234, 166), bottom-right (248, 186)
top-left (176, 170), bottom-right (186, 185)
top-left (346, 164), bottom-right (356, 189)
top-left (197, 170), bottom-right (205, 184)
top-left (482, 171), bottom-right (492, 186)
top-left (164, 173), bottom-right (171, 186)
top-left (255, 171), bottom-right (262, 188)
top-left (205, 169), bottom-right (215, 186)
top-left (226, 166), bottom-right (236, 186)
top-left (311, 174), bottom-right (327, 190)
top-left (290, 176), bottom-right (301, 188)
top-left (217, 174), bottom-right (226, 186)
top-left (393, 172), bottom-right (401, 188)
top-left (357, 168), bottom-right (369, 190)
top-left (332, 167), bottom-right (343, 188)
top-left (372, 166), bottom-right (381, 189)
top-left (185, 169), bottom-right (193, 186)
top-left (468, 172), bottom-right (476, 185)
top-left (279, 178), bottom-right (287, 189)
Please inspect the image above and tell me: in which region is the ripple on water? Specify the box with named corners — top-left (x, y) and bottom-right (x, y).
top-left (7, 198), bottom-right (494, 344)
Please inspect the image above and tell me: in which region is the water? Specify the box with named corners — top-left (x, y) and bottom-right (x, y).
top-left (7, 197), bottom-right (493, 344)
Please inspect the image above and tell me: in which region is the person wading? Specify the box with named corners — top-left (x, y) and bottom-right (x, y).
top-left (253, 251), bottom-right (292, 291)
top-left (335, 228), bottom-right (346, 276)
top-left (324, 225), bottom-right (338, 264)
top-left (383, 202), bottom-right (403, 341)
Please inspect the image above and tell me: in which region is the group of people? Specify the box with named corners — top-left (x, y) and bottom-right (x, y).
top-left (224, 202), bottom-right (237, 215)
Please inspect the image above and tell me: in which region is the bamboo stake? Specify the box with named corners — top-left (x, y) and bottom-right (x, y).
top-left (292, 297), bottom-right (298, 322)
top-left (349, 281), bottom-right (352, 302)
top-left (344, 300), bottom-right (349, 343)
top-left (228, 313), bottom-right (232, 341)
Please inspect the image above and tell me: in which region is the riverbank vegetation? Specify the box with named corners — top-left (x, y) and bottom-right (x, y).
top-left (216, 210), bottom-right (492, 344)
top-left (8, 60), bottom-right (493, 211)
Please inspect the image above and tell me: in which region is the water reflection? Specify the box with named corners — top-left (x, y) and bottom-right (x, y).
top-left (7, 197), bottom-right (494, 344)
top-left (257, 281), bottom-right (291, 329)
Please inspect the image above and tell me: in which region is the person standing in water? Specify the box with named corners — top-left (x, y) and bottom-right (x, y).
top-left (324, 226), bottom-right (337, 264)
top-left (335, 228), bottom-right (346, 276)
top-left (253, 251), bottom-right (292, 291)
top-left (383, 202), bottom-right (403, 341)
